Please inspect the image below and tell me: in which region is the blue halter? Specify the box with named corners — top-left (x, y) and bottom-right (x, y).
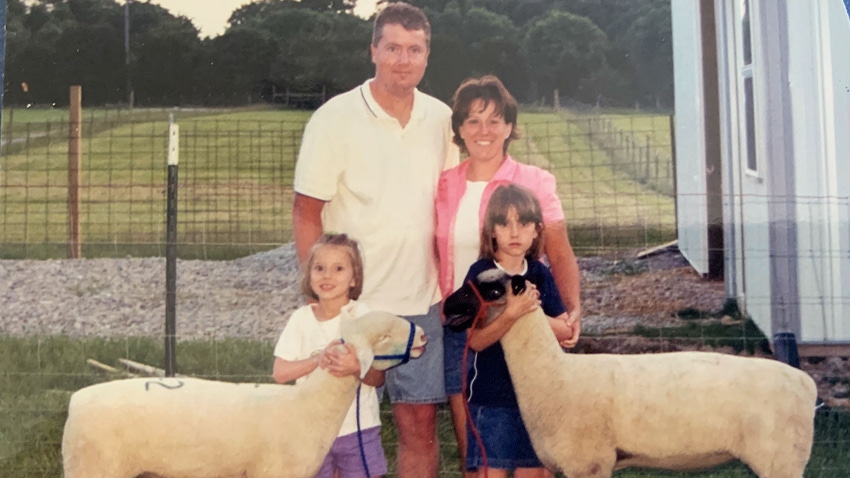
top-left (351, 320), bottom-right (417, 477)
top-left (372, 321), bottom-right (417, 364)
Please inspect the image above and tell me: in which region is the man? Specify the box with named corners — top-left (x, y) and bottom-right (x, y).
top-left (292, 3), bottom-right (458, 477)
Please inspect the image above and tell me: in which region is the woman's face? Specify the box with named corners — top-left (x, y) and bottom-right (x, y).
top-left (458, 99), bottom-right (513, 162)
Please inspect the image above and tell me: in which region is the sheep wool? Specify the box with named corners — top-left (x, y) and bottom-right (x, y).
top-left (502, 307), bottom-right (817, 478)
top-left (62, 310), bottom-right (426, 478)
top-left (444, 270), bottom-right (817, 478)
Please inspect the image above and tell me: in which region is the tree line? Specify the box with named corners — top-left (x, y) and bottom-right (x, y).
top-left (2, 0), bottom-right (672, 109)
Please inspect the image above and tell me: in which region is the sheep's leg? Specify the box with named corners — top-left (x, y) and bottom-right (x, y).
top-left (558, 455), bottom-right (616, 478)
top-left (64, 452), bottom-right (134, 478)
top-left (744, 451), bottom-right (808, 478)
top-left (739, 412), bottom-right (814, 478)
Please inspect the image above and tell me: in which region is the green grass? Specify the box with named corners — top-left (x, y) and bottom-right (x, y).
top-left (1, 106), bottom-right (306, 259)
top-left (2, 107), bottom-right (678, 259)
top-left (1, 335), bottom-right (847, 477)
top-left (513, 112), bottom-right (677, 254)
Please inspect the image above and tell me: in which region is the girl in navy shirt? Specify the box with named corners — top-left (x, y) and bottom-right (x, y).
top-left (462, 184), bottom-right (573, 478)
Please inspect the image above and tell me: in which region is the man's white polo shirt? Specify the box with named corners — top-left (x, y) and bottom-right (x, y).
top-left (294, 79), bottom-right (458, 315)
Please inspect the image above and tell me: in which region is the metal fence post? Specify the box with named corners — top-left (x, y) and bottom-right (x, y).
top-left (67, 86), bottom-right (82, 259)
top-left (165, 114), bottom-right (179, 376)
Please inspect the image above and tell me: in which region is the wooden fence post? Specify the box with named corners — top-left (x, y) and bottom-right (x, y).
top-left (67, 86), bottom-right (82, 259)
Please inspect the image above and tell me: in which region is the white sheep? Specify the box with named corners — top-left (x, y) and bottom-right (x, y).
top-left (444, 268), bottom-right (817, 478)
top-left (62, 310), bottom-right (427, 478)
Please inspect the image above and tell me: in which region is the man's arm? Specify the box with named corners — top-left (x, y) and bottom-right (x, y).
top-left (293, 192), bottom-right (327, 266)
top-left (544, 221), bottom-right (582, 346)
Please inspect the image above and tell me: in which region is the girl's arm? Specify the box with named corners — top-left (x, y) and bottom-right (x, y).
top-left (272, 355), bottom-right (320, 384)
top-left (468, 281), bottom-right (541, 352)
top-left (362, 368), bottom-right (386, 387)
top-left (272, 340), bottom-right (361, 384)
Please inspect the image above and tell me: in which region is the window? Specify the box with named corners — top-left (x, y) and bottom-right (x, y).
top-left (740, 0), bottom-right (758, 173)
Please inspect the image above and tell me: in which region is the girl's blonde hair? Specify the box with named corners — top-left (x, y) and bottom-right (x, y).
top-left (479, 184), bottom-right (545, 261)
top-left (300, 233), bottom-right (365, 301)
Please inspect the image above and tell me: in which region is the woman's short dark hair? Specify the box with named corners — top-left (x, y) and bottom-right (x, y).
top-left (479, 184), bottom-right (545, 261)
top-left (372, 2), bottom-right (431, 48)
top-left (451, 75), bottom-right (520, 155)
top-left (300, 233), bottom-right (365, 301)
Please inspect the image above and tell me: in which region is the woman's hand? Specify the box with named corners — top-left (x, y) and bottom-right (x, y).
top-left (559, 315), bottom-right (581, 348)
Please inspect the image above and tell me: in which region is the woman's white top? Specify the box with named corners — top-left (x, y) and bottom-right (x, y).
top-left (452, 180), bottom-right (488, 292)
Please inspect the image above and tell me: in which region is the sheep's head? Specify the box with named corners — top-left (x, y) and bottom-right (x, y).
top-left (443, 268), bottom-right (527, 331)
top-left (340, 311), bottom-right (427, 377)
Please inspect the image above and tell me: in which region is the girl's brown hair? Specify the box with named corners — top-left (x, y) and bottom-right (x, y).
top-left (479, 184), bottom-right (545, 261)
top-left (300, 233), bottom-right (365, 301)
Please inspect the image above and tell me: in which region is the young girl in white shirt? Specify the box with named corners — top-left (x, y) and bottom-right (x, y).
top-left (272, 233), bottom-right (387, 478)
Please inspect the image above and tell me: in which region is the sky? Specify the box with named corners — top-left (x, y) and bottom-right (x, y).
top-left (147, 0), bottom-right (381, 38)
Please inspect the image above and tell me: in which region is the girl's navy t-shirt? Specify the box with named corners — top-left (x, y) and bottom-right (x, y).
top-left (464, 258), bottom-right (566, 407)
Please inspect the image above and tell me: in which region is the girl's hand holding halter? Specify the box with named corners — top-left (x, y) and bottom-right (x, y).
top-left (317, 340), bottom-right (362, 378)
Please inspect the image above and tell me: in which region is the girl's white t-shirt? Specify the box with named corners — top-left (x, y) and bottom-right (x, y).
top-left (452, 180), bottom-right (488, 292)
top-left (273, 300), bottom-right (380, 436)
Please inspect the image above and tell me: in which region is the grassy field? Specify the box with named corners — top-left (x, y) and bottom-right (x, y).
top-left (1, 107), bottom-right (308, 259)
top-left (1, 106), bottom-right (677, 260)
top-left (1, 335), bottom-right (847, 477)
top-left (512, 112), bottom-right (677, 254)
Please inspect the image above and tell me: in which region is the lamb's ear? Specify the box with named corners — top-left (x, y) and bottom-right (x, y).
top-left (354, 344), bottom-right (374, 380)
top-left (340, 303), bottom-right (356, 321)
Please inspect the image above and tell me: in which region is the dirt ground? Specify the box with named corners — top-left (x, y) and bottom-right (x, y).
top-left (574, 247), bottom-right (850, 409)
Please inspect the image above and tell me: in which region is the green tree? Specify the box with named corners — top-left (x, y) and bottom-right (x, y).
top-left (117, 1), bottom-right (202, 105)
top-left (252, 8), bottom-right (371, 96)
top-left (522, 10), bottom-right (610, 104)
top-left (618, 0), bottom-right (672, 108)
top-left (196, 28), bottom-right (279, 105)
top-left (424, 3), bottom-right (528, 101)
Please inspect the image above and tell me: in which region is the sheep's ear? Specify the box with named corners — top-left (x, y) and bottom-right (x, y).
top-left (354, 345), bottom-right (374, 380)
top-left (340, 304), bottom-right (355, 321)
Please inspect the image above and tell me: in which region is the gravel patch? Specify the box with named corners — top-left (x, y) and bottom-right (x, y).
top-left (0, 244), bottom-right (305, 341)
top-left (0, 243), bottom-right (647, 341)
top-left (2, 244), bottom-right (848, 407)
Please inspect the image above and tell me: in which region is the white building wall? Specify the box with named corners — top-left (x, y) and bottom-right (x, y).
top-left (781, 0), bottom-right (850, 343)
top-left (731, 0), bottom-right (773, 337)
top-left (671, 0), bottom-right (709, 275)
top-left (825, 0), bottom-right (850, 341)
top-left (786, 0), bottom-right (829, 341)
top-left (677, 0), bottom-right (850, 344)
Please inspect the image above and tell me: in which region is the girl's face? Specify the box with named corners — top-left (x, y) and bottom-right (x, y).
top-left (310, 245), bottom-right (356, 304)
top-left (459, 99), bottom-right (513, 162)
top-left (492, 206), bottom-right (539, 261)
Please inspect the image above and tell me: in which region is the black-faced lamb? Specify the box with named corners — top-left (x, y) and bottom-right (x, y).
top-left (62, 310), bottom-right (427, 478)
top-left (444, 268), bottom-right (817, 478)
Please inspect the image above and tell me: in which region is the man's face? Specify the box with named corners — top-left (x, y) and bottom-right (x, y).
top-left (370, 23), bottom-right (429, 95)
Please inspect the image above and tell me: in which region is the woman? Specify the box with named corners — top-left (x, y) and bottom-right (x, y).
top-left (435, 75), bottom-right (582, 478)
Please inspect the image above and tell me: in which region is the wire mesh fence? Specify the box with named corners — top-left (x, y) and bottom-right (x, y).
top-left (1, 111), bottom-right (302, 259)
top-left (1, 335), bottom-right (848, 477)
top-left (0, 109), bottom-right (675, 260)
top-left (2, 109), bottom-right (848, 477)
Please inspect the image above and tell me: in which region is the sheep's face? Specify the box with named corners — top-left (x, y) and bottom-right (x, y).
top-left (443, 268), bottom-right (526, 331)
top-left (340, 311), bottom-right (427, 375)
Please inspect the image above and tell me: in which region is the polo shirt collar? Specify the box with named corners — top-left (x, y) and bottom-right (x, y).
top-left (359, 79), bottom-right (427, 122)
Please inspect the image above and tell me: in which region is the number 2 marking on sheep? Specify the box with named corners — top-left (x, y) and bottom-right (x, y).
top-left (144, 380), bottom-right (185, 391)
